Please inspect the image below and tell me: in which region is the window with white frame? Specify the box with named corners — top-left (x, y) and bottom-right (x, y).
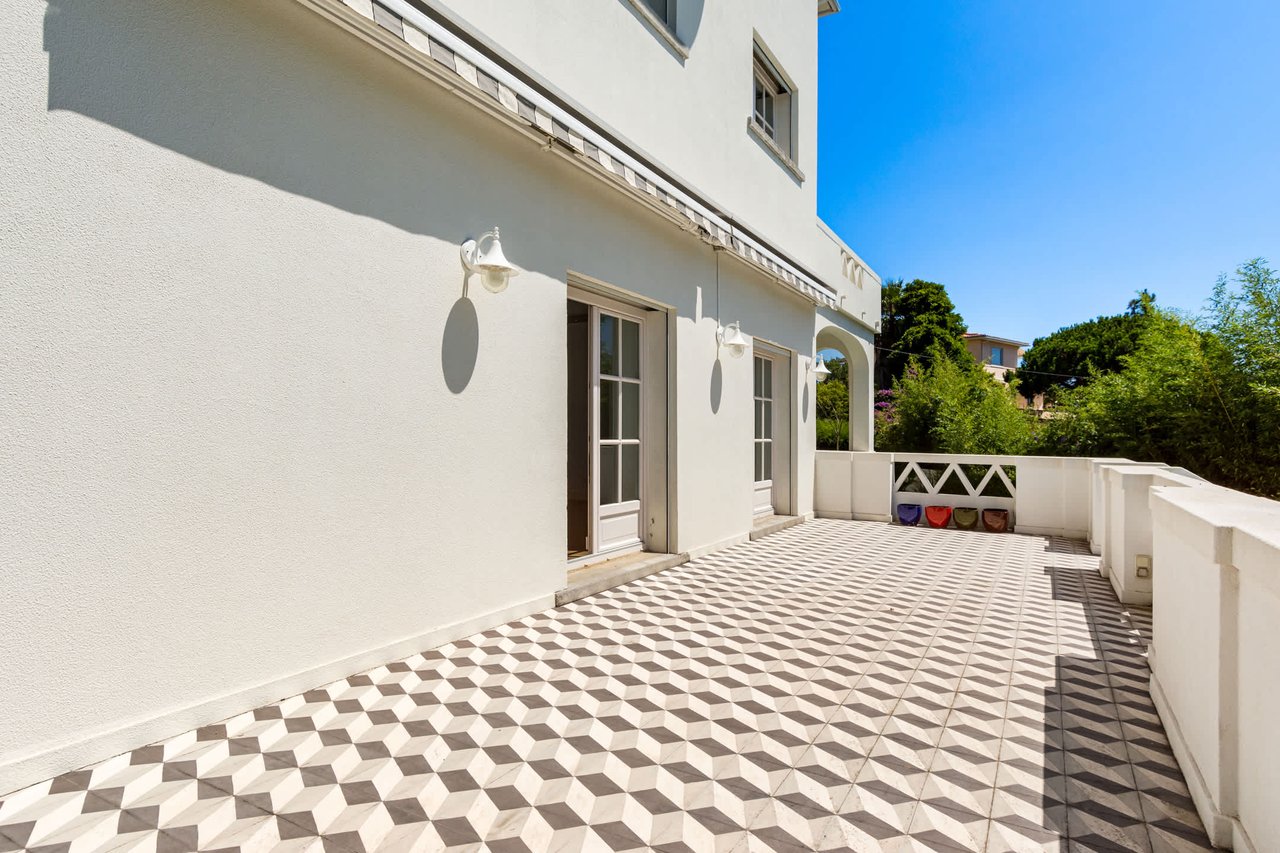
top-left (751, 46), bottom-right (795, 162)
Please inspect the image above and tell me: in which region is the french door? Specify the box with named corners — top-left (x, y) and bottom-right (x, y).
top-left (590, 304), bottom-right (645, 554)
top-left (753, 354), bottom-right (774, 515)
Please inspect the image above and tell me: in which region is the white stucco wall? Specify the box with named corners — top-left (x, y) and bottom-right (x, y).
top-left (1149, 486), bottom-right (1280, 852)
top-left (1, 0), bottom-right (842, 793)
top-left (1234, 524), bottom-right (1280, 853)
top-left (431, 0), bottom-right (823, 269)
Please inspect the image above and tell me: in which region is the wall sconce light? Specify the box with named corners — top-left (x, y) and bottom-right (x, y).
top-left (716, 321), bottom-right (749, 359)
top-left (812, 354), bottom-right (832, 383)
top-left (460, 227), bottom-right (521, 293)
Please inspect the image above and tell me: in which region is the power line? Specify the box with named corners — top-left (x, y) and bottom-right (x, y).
top-left (865, 345), bottom-right (1090, 382)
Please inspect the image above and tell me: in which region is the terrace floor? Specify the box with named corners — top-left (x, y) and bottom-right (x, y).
top-left (0, 520), bottom-right (1215, 852)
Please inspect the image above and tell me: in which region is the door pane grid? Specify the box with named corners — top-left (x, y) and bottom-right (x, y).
top-left (598, 313), bottom-right (642, 513)
top-left (753, 355), bottom-right (773, 486)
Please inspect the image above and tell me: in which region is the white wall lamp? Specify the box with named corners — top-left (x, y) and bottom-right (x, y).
top-left (717, 321), bottom-right (749, 359)
top-left (812, 354), bottom-right (832, 383)
top-left (460, 227), bottom-right (521, 294)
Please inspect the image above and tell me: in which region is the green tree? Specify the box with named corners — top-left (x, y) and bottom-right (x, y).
top-left (815, 355), bottom-right (850, 448)
top-left (875, 279), bottom-right (969, 390)
top-left (1127, 289), bottom-right (1157, 316)
top-left (1014, 299), bottom-right (1153, 399)
top-left (815, 368), bottom-right (849, 421)
top-left (1038, 314), bottom-right (1236, 471)
top-left (877, 351), bottom-right (1034, 455)
top-left (1039, 262), bottom-right (1280, 498)
top-left (1209, 259), bottom-right (1280, 394)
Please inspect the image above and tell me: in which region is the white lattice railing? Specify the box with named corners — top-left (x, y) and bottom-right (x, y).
top-left (813, 451), bottom-right (1093, 538)
top-left (892, 455), bottom-right (1017, 524)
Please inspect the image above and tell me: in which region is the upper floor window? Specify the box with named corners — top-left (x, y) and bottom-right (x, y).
top-left (752, 54), bottom-right (785, 142)
top-left (641, 0), bottom-right (676, 29)
top-left (990, 347), bottom-right (1005, 366)
top-left (749, 43), bottom-right (801, 178)
top-left (626, 0), bottom-right (687, 58)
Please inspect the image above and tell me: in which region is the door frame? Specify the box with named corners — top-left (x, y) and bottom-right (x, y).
top-left (752, 351), bottom-right (776, 516)
top-left (567, 274), bottom-right (673, 567)
top-left (752, 338), bottom-right (796, 518)
top-left (589, 298), bottom-right (647, 559)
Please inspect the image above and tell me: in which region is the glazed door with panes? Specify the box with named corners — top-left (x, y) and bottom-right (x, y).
top-left (753, 354), bottom-right (774, 515)
top-left (593, 307), bottom-right (644, 553)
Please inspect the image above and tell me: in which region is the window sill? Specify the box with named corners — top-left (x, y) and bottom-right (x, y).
top-left (747, 118), bottom-right (805, 182)
top-left (622, 0), bottom-right (690, 59)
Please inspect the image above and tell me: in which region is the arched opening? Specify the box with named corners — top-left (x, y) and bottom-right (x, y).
top-left (815, 325), bottom-right (873, 452)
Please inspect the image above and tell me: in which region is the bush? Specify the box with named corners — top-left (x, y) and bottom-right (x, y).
top-left (816, 418), bottom-right (849, 450)
top-left (876, 352), bottom-right (1035, 455)
top-left (815, 375), bottom-right (849, 421)
top-left (1038, 264), bottom-right (1280, 499)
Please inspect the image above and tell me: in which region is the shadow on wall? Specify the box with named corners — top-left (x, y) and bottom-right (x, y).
top-left (709, 358), bottom-right (723, 414)
top-left (441, 297), bottom-right (478, 393)
top-left (42, 0), bottom-right (638, 393)
top-left (1036, 543), bottom-right (1215, 850)
top-left (44, 0), bottom-right (475, 249)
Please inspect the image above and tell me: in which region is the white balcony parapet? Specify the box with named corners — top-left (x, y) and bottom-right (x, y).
top-left (814, 447), bottom-right (1280, 853)
top-left (1148, 484), bottom-right (1280, 853)
top-left (814, 451), bottom-right (1095, 539)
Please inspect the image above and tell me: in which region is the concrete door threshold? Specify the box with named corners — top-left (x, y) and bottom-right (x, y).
top-left (556, 551), bottom-right (688, 606)
top-left (750, 514), bottom-right (804, 541)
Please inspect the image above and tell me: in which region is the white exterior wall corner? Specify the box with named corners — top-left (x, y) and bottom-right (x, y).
top-left (1148, 486), bottom-right (1280, 853)
top-left (0, 0), bottom-right (855, 794)
top-left (815, 219), bottom-right (881, 336)
top-left (1097, 463), bottom-right (1205, 605)
top-left (1233, 522), bottom-right (1280, 853)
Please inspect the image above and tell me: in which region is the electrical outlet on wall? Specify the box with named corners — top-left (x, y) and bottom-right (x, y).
top-left (1136, 554), bottom-right (1152, 578)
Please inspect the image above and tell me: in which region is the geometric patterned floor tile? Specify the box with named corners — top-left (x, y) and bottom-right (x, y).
top-left (0, 521), bottom-right (1218, 852)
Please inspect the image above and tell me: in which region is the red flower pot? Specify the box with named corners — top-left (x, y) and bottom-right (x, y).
top-left (925, 506), bottom-right (953, 529)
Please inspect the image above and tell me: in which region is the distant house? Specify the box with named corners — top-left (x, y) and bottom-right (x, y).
top-left (963, 333), bottom-right (1026, 381)
top-left (963, 333), bottom-right (1045, 412)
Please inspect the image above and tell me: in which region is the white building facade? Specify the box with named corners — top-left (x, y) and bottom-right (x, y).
top-left (0, 0), bottom-right (878, 792)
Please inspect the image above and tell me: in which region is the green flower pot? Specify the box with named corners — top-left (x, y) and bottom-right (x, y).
top-left (953, 507), bottom-right (979, 530)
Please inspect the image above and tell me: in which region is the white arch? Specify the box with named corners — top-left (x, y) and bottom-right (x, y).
top-left (816, 321), bottom-right (874, 452)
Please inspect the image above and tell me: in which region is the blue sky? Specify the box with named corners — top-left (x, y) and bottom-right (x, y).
top-left (817, 1), bottom-right (1280, 345)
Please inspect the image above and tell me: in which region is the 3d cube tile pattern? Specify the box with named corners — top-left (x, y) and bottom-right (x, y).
top-left (0, 520), bottom-right (1215, 852)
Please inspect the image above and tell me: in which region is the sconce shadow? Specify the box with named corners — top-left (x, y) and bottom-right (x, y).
top-left (802, 382), bottom-right (811, 423)
top-left (709, 358), bottom-right (723, 414)
top-left (442, 296), bottom-right (479, 394)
